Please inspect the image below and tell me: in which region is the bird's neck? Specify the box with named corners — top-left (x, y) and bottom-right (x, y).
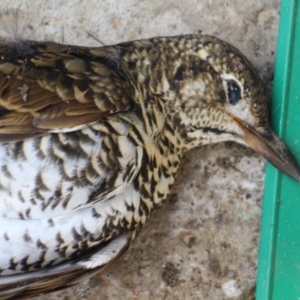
top-left (129, 91), bottom-right (185, 213)
top-left (136, 123), bottom-right (183, 214)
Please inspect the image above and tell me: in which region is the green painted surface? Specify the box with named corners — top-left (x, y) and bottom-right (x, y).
top-left (257, 0), bottom-right (300, 299)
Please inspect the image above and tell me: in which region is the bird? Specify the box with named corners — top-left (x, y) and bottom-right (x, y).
top-left (0, 29), bottom-right (299, 299)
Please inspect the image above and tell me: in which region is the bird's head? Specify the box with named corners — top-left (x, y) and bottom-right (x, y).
top-left (144, 35), bottom-right (300, 182)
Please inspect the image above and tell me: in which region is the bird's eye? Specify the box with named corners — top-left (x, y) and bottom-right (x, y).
top-left (227, 81), bottom-right (241, 105)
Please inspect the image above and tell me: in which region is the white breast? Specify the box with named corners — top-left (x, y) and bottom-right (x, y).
top-left (0, 124), bottom-right (143, 274)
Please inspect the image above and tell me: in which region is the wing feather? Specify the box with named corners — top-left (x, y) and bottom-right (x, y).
top-left (0, 40), bottom-right (134, 141)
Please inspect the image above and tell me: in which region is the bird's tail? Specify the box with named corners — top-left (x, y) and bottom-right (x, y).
top-left (0, 231), bottom-right (133, 299)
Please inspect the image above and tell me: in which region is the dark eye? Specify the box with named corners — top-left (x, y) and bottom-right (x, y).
top-left (227, 81), bottom-right (241, 105)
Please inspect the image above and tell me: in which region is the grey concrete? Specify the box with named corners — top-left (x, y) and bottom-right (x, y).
top-left (0, 0), bottom-right (280, 299)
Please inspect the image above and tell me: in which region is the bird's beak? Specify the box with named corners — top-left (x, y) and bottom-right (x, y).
top-left (233, 118), bottom-right (300, 182)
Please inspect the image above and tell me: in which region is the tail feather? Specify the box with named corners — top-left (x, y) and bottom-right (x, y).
top-left (0, 231), bottom-right (133, 299)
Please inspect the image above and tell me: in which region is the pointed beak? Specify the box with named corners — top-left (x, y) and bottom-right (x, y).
top-left (234, 119), bottom-right (300, 182)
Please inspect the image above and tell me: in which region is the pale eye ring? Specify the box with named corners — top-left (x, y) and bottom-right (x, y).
top-left (227, 81), bottom-right (242, 105)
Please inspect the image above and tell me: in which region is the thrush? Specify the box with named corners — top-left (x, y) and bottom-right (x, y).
top-left (0, 32), bottom-right (299, 299)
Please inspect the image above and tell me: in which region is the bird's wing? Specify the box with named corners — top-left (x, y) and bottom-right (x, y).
top-left (0, 40), bottom-right (134, 142)
top-left (0, 230), bottom-right (135, 300)
top-left (0, 41), bottom-right (146, 281)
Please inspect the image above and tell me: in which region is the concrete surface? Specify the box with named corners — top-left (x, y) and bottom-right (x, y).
top-left (0, 0), bottom-right (280, 299)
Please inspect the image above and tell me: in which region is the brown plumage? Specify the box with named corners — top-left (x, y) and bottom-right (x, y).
top-left (0, 32), bottom-right (299, 300)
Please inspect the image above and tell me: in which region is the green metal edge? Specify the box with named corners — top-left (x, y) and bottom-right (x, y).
top-left (257, 1), bottom-right (300, 299)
